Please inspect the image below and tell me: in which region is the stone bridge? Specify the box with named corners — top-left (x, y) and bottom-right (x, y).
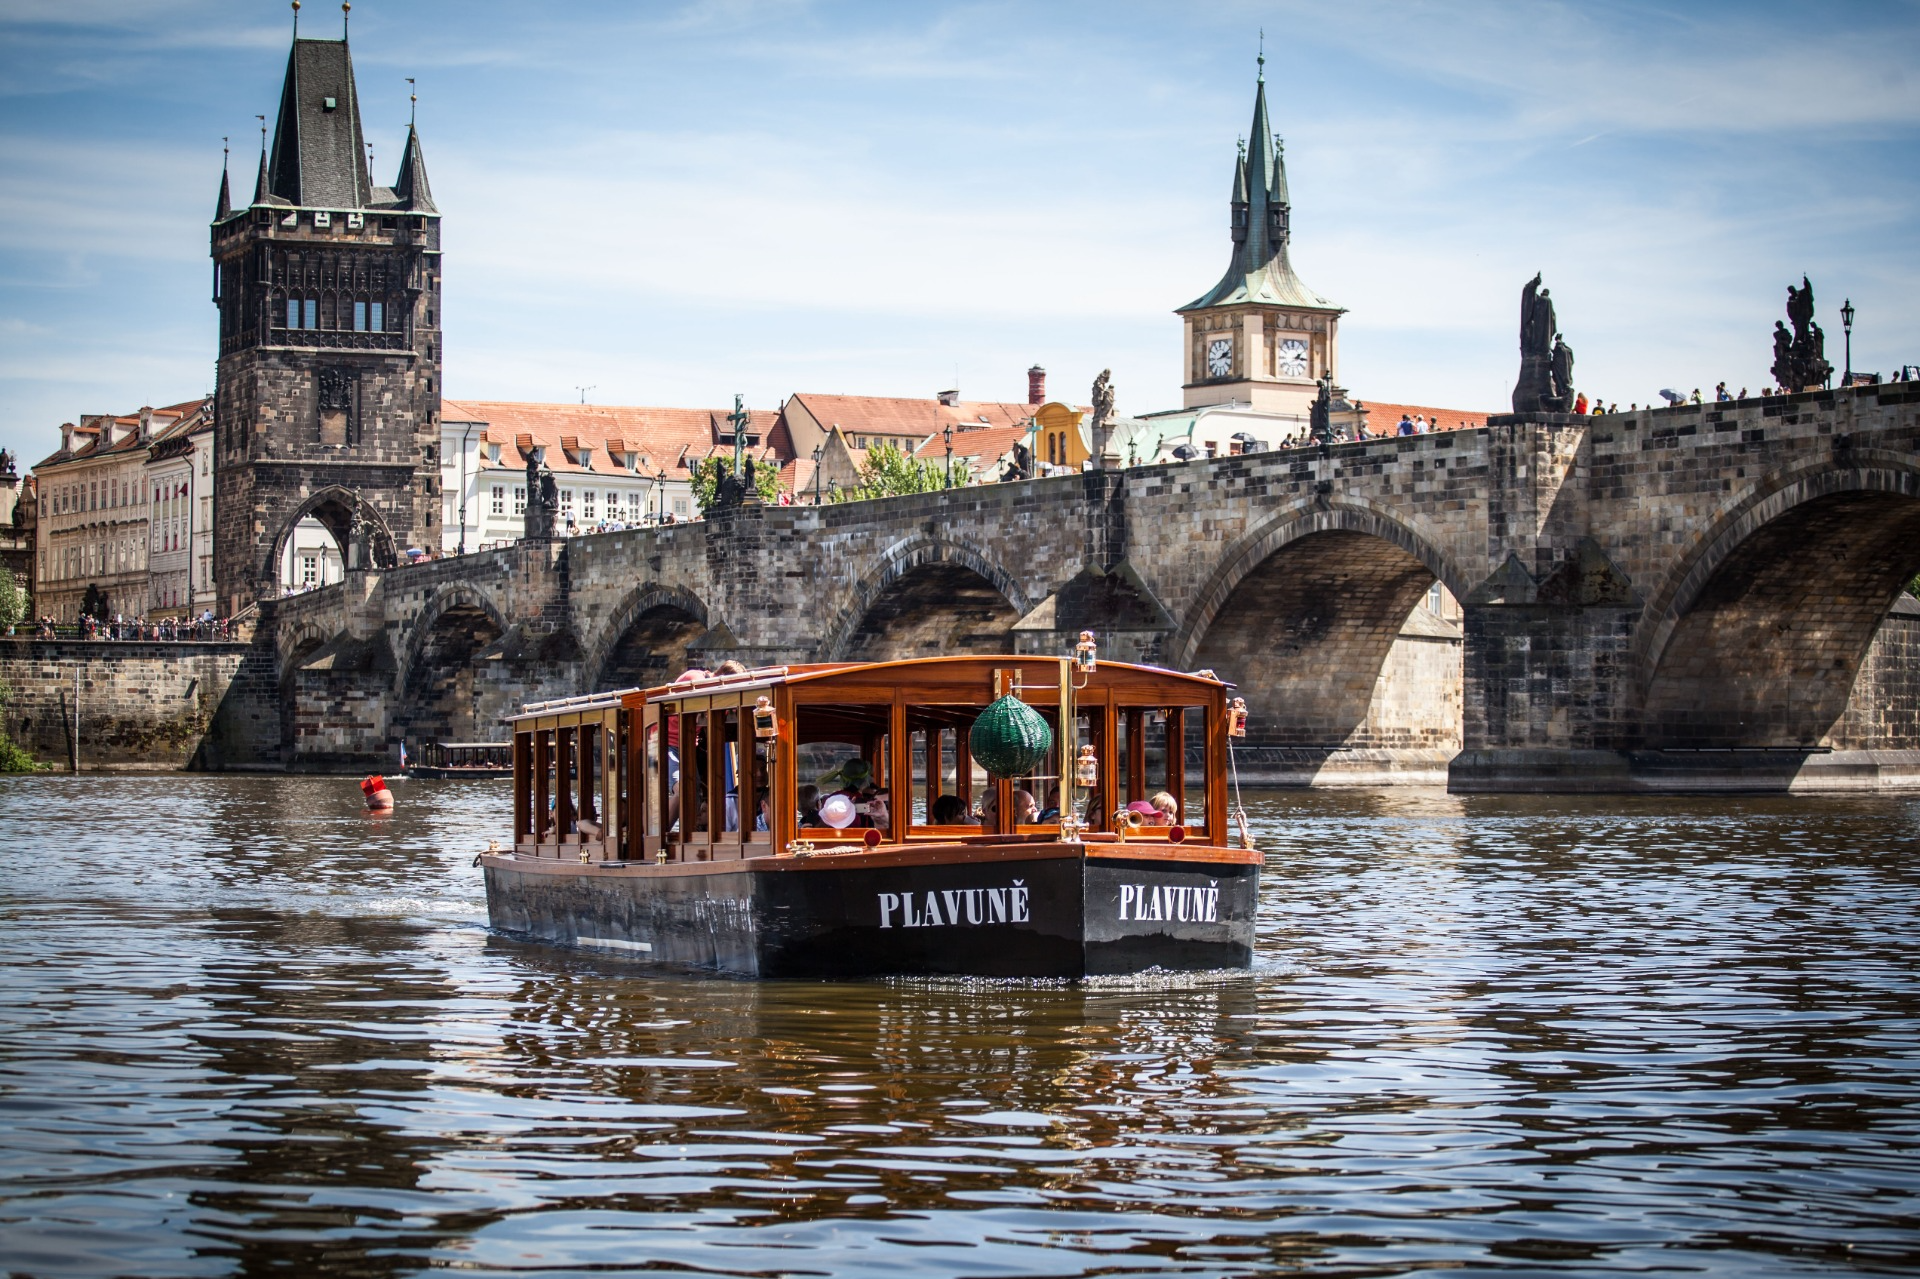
top-left (267, 384), bottom-right (1920, 791)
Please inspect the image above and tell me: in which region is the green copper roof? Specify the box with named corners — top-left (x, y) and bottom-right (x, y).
top-left (1180, 70), bottom-right (1340, 315)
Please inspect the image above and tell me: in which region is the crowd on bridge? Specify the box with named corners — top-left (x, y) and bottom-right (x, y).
top-left (27, 612), bottom-right (238, 642)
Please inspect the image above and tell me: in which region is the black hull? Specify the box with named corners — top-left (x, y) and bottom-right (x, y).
top-left (411, 765), bottom-right (514, 779)
top-left (482, 845), bottom-right (1258, 979)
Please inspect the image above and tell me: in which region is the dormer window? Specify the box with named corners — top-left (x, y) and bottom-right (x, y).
top-left (314, 211), bottom-right (331, 228)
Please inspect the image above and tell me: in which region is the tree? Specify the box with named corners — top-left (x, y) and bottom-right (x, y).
top-left (688, 455), bottom-right (780, 511)
top-left (0, 564), bottom-right (23, 632)
top-left (0, 679), bottom-right (43, 772)
top-left (831, 442), bottom-right (956, 503)
top-left (1909, 572), bottom-right (1920, 599)
top-left (80, 583), bottom-right (108, 620)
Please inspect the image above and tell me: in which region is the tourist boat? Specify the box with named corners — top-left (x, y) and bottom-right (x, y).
top-left (410, 740), bottom-right (515, 779)
top-left (477, 646), bottom-right (1260, 978)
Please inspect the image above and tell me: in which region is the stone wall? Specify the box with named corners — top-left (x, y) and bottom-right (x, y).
top-left (1833, 596), bottom-right (1920, 751)
top-left (0, 638), bottom-right (281, 770)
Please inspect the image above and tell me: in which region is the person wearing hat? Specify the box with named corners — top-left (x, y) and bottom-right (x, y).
top-left (817, 757), bottom-right (888, 828)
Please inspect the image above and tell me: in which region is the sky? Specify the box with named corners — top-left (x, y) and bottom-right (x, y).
top-left (1, 0), bottom-right (1915, 466)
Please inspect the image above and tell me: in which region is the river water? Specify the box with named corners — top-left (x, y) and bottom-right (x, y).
top-left (1, 777), bottom-right (1916, 1278)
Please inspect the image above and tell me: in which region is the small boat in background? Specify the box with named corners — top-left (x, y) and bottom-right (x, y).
top-left (411, 741), bottom-right (515, 779)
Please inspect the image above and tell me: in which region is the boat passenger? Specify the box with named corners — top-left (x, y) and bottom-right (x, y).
top-left (1037, 784), bottom-right (1062, 822)
top-left (797, 783), bottom-right (821, 827)
top-left (817, 757), bottom-right (886, 828)
top-left (1010, 788), bottom-right (1039, 827)
top-left (930, 793), bottom-right (976, 825)
top-left (1149, 791), bottom-right (1179, 826)
top-left (1124, 799), bottom-right (1158, 828)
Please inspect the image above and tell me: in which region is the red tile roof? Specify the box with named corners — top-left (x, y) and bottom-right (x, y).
top-left (444, 400), bottom-right (721, 476)
top-left (1355, 401), bottom-right (1493, 435)
top-left (788, 393), bottom-right (1037, 444)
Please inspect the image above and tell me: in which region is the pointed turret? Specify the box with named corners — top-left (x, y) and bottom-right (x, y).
top-left (214, 162), bottom-right (232, 221)
top-left (390, 124), bottom-right (437, 213)
top-left (251, 144), bottom-right (274, 207)
top-left (266, 37), bottom-right (372, 207)
top-left (1180, 61), bottom-right (1334, 313)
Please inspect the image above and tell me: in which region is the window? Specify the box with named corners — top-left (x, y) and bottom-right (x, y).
top-left (288, 298), bottom-right (300, 329)
top-left (353, 301), bottom-right (367, 331)
top-left (628, 491), bottom-right (644, 518)
top-left (371, 301), bottom-right (384, 331)
top-left (304, 299), bottom-right (317, 329)
top-left (673, 497), bottom-right (689, 516)
top-left (513, 486), bottom-right (526, 516)
top-left (301, 555), bottom-right (317, 587)
top-left (560, 489), bottom-right (574, 517)
top-left (582, 492), bottom-right (596, 521)
top-left (491, 486), bottom-right (504, 516)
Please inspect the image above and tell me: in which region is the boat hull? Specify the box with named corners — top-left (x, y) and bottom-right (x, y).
top-left (481, 842), bottom-right (1259, 979)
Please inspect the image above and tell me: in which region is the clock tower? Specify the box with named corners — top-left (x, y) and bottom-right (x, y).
top-left (1177, 56), bottom-right (1343, 416)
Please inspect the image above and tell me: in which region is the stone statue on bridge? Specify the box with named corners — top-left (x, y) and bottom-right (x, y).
top-left (1771, 276), bottom-right (1833, 392)
top-left (524, 453), bottom-right (559, 540)
top-left (1090, 369), bottom-right (1116, 470)
top-left (1512, 273), bottom-right (1574, 414)
top-left (1309, 373), bottom-right (1334, 446)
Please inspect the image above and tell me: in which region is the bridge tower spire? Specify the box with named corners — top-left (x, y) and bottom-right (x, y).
top-left (1176, 54), bottom-right (1345, 418)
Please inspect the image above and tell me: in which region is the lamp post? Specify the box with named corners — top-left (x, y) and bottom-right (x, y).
top-left (1841, 298), bottom-right (1855, 387)
top-left (811, 445), bottom-right (823, 505)
top-left (455, 419), bottom-right (475, 554)
top-left (943, 422), bottom-right (954, 488)
top-left (655, 467), bottom-right (667, 525)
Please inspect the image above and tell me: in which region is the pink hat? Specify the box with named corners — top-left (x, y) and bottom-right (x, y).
top-left (1126, 800), bottom-right (1158, 815)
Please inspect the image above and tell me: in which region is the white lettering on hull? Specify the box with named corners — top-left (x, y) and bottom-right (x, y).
top-left (878, 880), bottom-right (1030, 929)
top-left (1116, 881), bottom-right (1220, 924)
top-left (577, 935), bottom-right (654, 953)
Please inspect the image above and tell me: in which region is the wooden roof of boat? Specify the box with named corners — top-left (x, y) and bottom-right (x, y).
top-left (507, 656), bottom-right (1229, 724)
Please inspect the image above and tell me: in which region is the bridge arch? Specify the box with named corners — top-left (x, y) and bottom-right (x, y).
top-left (263, 486), bottom-right (398, 591)
top-left (392, 584), bottom-right (510, 747)
top-left (1633, 453), bottom-right (1920, 748)
top-left (586, 583), bottom-right (712, 691)
top-left (820, 536), bottom-right (1033, 662)
top-left (1171, 499), bottom-right (1470, 760)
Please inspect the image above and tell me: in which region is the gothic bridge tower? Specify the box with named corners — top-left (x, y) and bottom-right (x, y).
top-left (211, 21), bottom-right (441, 613)
top-left (1177, 55), bottom-right (1344, 417)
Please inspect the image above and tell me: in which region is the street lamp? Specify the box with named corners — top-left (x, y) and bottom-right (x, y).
top-left (1841, 298), bottom-right (1855, 387)
top-left (811, 444), bottom-right (823, 505)
top-left (655, 467), bottom-right (667, 525)
top-left (943, 422), bottom-right (954, 488)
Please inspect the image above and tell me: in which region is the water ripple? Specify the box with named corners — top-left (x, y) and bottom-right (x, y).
top-left (1, 777), bottom-right (1917, 1275)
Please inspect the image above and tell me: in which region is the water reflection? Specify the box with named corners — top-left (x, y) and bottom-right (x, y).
top-left (1, 776), bottom-right (1916, 1276)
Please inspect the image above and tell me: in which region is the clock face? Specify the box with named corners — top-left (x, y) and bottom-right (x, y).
top-left (1206, 337), bottom-right (1233, 378)
top-left (1278, 337), bottom-right (1309, 377)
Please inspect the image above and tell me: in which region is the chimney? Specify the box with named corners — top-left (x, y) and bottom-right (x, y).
top-left (1027, 365), bottom-right (1046, 405)
top-left (936, 389), bottom-right (960, 407)
top-left (60, 422), bottom-right (75, 453)
top-left (138, 406), bottom-right (154, 442)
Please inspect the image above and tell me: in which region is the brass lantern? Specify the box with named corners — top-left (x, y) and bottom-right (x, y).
top-left (753, 695), bottom-right (777, 739)
top-left (1227, 697), bottom-right (1249, 738)
top-left (1074, 744), bottom-right (1098, 788)
top-left (1073, 630), bottom-right (1098, 675)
